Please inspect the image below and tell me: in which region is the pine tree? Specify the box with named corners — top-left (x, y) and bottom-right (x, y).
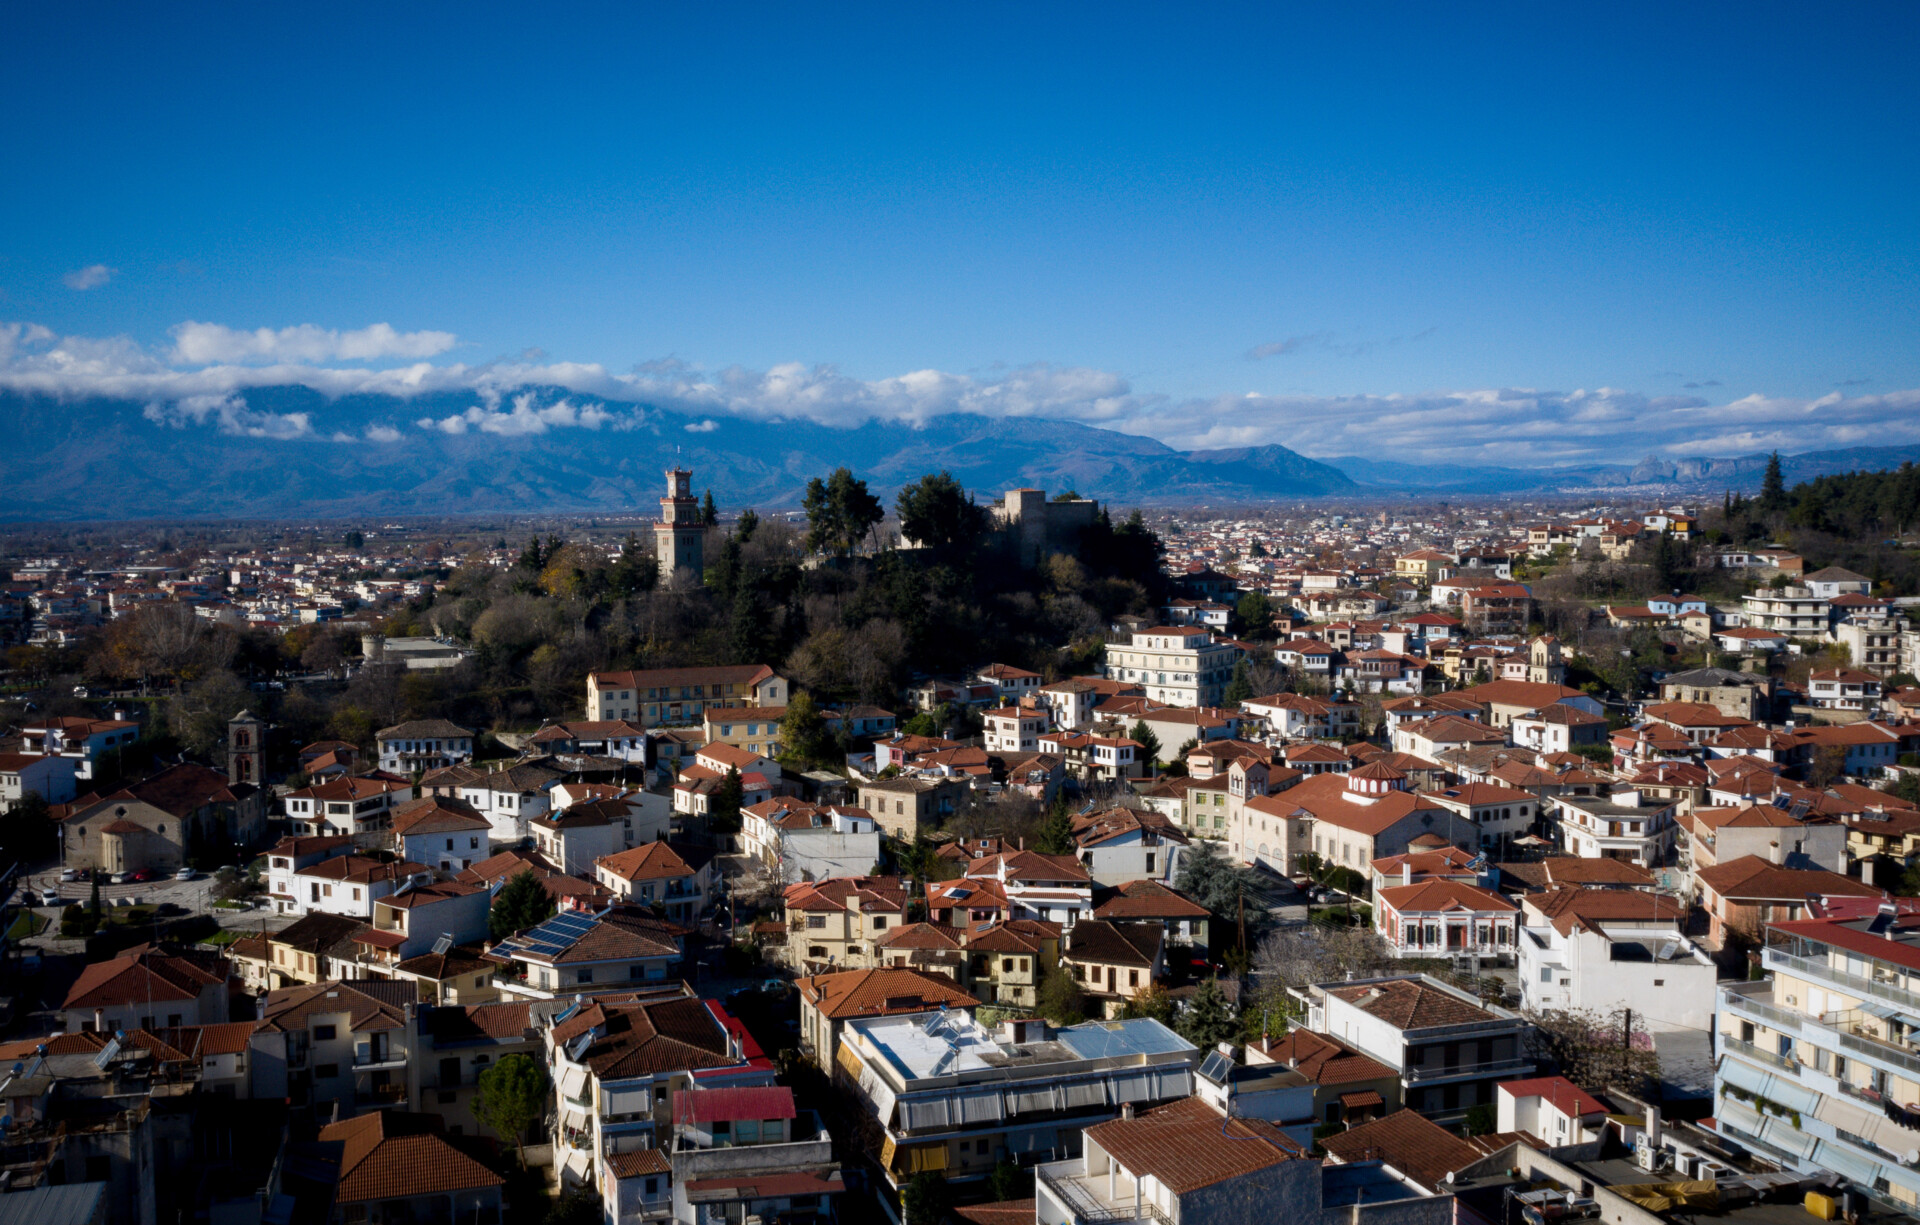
top-left (1223, 659), bottom-right (1254, 705)
top-left (1760, 451), bottom-right (1787, 513)
top-left (700, 489), bottom-right (719, 527)
top-left (1035, 956), bottom-right (1087, 1025)
top-left (489, 869), bottom-right (556, 940)
top-left (1033, 794), bottom-right (1076, 854)
top-left (1129, 719), bottom-right (1162, 768)
top-left (1176, 978), bottom-right (1237, 1048)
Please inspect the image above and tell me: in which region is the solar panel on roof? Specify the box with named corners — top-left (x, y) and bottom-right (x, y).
top-left (1198, 1050), bottom-right (1233, 1083)
top-left (431, 932), bottom-right (454, 956)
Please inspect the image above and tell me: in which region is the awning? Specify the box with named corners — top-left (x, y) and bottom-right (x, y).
top-left (883, 1137), bottom-right (948, 1175)
top-left (1340, 1090), bottom-right (1385, 1110)
top-left (558, 1065), bottom-right (589, 1104)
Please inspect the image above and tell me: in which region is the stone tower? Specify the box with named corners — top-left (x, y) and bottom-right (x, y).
top-left (654, 466), bottom-right (706, 583)
top-left (227, 709), bottom-right (266, 785)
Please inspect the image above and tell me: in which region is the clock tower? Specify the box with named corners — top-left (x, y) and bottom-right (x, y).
top-left (654, 467), bottom-right (706, 583)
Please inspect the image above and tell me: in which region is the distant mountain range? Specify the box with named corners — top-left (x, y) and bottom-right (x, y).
top-left (1, 385), bottom-right (1914, 520)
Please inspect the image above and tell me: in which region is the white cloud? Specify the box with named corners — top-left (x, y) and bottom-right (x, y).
top-left (142, 392), bottom-right (312, 439)
top-left (62, 265), bottom-right (115, 291)
top-left (170, 321), bottom-right (459, 365)
top-left (418, 391), bottom-right (622, 437)
top-left (4, 316), bottom-right (1920, 466)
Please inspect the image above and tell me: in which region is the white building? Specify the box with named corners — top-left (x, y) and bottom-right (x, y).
top-left (1103, 626), bottom-right (1238, 708)
top-left (1516, 888), bottom-right (1714, 1031)
top-left (374, 719), bottom-right (475, 774)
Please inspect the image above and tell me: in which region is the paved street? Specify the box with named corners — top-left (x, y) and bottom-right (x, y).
top-left (12, 867), bottom-right (301, 956)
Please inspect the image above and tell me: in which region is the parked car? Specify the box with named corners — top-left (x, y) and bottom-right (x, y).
top-left (59, 868), bottom-right (80, 883)
top-left (174, 867), bottom-right (195, 881)
top-left (38, 889), bottom-right (60, 907)
top-left (129, 870), bottom-right (156, 883)
top-left (111, 872), bottom-right (132, 885)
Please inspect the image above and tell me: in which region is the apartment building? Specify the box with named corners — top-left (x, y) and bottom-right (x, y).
top-left (856, 776), bottom-right (970, 840)
top-left (666, 1085), bottom-right (843, 1225)
top-left (835, 1010), bottom-right (1199, 1191)
top-left (375, 719), bottom-right (475, 775)
top-left (1741, 586), bottom-right (1830, 637)
top-left (781, 876), bottom-right (908, 972)
top-left (1034, 1096), bottom-right (1448, 1225)
top-left (1102, 626), bottom-right (1237, 708)
top-left (1295, 975), bottom-right (1533, 1126)
top-left (544, 983), bottom-right (771, 1192)
top-left (796, 966), bottom-right (982, 1065)
top-left (487, 908), bottom-right (687, 998)
top-left (1810, 669), bottom-right (1884, 711)
top-left (283, 774), bottom-right (412, 843)
top-left (251, 979), bottom-right (421, 1116)
top-left (984, 705), bottom-right (1048, 754)
top-left (1517, 889), bottom-right (1714, 1030)
top-left (1716, 897), bottom-right (1920, 1210)
top-left (1550, 787), bottom-right (1678, 867)
top-left (586, 665), bottom-right (787, 725)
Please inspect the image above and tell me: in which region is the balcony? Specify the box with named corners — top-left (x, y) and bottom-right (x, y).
top-left (353, 1047), bottom-right (407, 1071)
top-left (1763, 948), bottom-right (1920, 1014)
top-left (1403, 1056), bottom-right (1534, 1083)
top-left (1036, 1161), bottom-right (1166, 1225)
top-left (1720, 1037), bottom-right (1799, 1074)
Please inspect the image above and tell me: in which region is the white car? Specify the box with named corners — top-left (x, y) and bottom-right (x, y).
top-left (38, 889), bottom-right (60, 907)
top-left (59, 868), bottom-right (79, 883)
top-left (174, 867), bottom-right (195, 881)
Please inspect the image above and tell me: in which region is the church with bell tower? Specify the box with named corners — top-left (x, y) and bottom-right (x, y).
top-left (654, 466), bottom-right (706, 583)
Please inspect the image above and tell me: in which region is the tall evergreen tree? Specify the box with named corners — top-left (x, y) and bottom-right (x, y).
top-left (489, 869), bottom-right (556, 940)
top-left (1176, 978), bottom-right (1238, 1048)
top-left (700, 489), bottom-right (719, 526)
top-left (1759, 451), bottom-right (1787, 513)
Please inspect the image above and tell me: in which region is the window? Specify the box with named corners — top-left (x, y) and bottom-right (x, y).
top-left (806, 914), bottom-right (826, 929)
top-left (315, 1024), bottom-right (337, 1040)
top-left (577, 969), bottom-right (593, 984)
top-left (315, 1063), bottom-right (340, 1078)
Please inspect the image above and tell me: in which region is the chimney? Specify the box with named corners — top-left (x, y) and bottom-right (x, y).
top-left (1645, 1103), bottom-right (1662, 1150)
top-left (1121, 1102), bottom-right (1135, 1121)
top-left (1768, 841), bottom-right (1782, 865)
top-left (1402, 863), bottom-right (1412, 886)
top-left (1863, 858), bottom-right (1877, 887)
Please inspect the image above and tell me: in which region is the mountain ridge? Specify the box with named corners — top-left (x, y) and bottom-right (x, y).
top-left (1, 385), bottom-right (1915, 520)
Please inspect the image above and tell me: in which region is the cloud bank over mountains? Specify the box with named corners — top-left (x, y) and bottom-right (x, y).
top-left (2, 317), bottom-right (1916, 467)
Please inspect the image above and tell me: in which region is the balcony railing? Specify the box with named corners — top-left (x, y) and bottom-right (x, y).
top-left (1720, 1037), bottom-right (1799, 1073)
top-left (1837, 1029), bottom-right (1920, 1080)
top-left (1404, 1056), bottom-right (1534, 1083)
top-left (1722, 990), bottom-right (1804, 1033)
top-left (1765, 948), bottom-right (1920, 1014)
top-left (1036, 1165), bottom-right (1141, 1225)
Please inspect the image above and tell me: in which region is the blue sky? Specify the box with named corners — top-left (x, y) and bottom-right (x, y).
top-left (3, 2), bottom-right (1918, 464)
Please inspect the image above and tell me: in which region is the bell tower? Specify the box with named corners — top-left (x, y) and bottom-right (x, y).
top-left (227, 709), bottom-right (265, 785)
top-left (654, 467), bottom-right (706, 582)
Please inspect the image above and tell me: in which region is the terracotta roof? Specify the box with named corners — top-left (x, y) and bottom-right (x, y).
top-left (598, 840), bottom-right (698, 883)
top-left (1325, 979), bottom-right (1495, 1029)
top-left (1498, 1076), bottom-right (1607, 1117)
top-left (62, 948), bottom-right (224, 1009)
top-left (319, 1111), bottom-right (503, 1202)
top-left (783, 876), bottom-right (907, 914)
top-left (1523, 888), bottom-right (1688, 936)
top-left (1251, 1029), bottom-right (1395, 1086)
top-left (1083, 1097), bottom-right (1303, 1194)
top-left (1376, 879), bottom-right (1517, 915)
top-left (1063, 920), bottom-right (1162, 970)
top-left (1500, 856), bottom-right (1654, 890)
top-left (390, 796), bottom-right (491, 836)
top-left (608, 1149), bottom-right (673, 1178)
top-left (1092, 879), bottom-right (1209, 921)
top-left (552, 996), bottom-right (740, 1079)
top-left (374, 719), bottom-right (474, 740)
top-left (1321, 1109), bottom-right (1483, 1191)
top-left (796, 967), bottom-right (980, 1020)
top-left (258, 979), bottom-right (415, 1034)
top-left (954, 1201), bottom-right (1037, 1225)
top-left (1695, 855), bottom-right (1883, 903)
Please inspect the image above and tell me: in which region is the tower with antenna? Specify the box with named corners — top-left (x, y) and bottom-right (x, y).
top-left (654, 466), bottom-right (705, 583)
